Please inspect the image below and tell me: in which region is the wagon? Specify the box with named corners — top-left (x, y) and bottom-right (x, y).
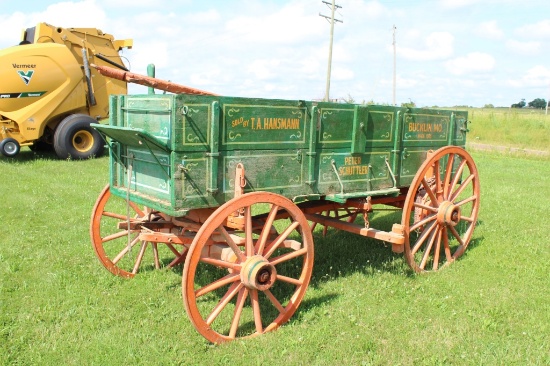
top-left (90, 76), bottom-right (480, 343)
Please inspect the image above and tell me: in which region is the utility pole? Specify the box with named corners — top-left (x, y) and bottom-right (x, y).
top-left (392, 25), bottom-right (397, 106)
top-left (320, 0), bottom-right (342, 102)
top-left (546, 83), bottom-right (549, 115)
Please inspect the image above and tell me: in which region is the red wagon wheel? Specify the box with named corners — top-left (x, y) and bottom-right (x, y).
top-left (90, 185), bottom-right (187, 278)
top-left (402, 146), bottom-right (480, 272)
top-left (182, 191), bottom-right (314, 343)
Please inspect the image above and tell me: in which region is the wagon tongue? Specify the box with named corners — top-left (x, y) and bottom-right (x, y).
top-left (90, 64), bottom-right (218, 96)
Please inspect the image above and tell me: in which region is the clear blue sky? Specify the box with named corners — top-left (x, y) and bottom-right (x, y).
top-left (1, 0), bottom-right (549, 107)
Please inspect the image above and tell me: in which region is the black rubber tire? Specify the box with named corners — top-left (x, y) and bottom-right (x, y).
top-left (53, 114), bottom-right (105, 159)
top-left (0, 138), bottom-right (20, 157)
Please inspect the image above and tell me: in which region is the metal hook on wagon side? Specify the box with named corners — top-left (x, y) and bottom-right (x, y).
top-left (234, 163), bottom-right (246, 199)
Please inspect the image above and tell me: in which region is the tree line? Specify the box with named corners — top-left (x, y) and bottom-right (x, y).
top-left (511, 98), bottom-right (548, 109)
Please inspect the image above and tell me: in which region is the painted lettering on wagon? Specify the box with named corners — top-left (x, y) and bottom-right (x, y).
top-left (408, 122), bottom-right (443, 133)
top-left (407, 122), bottom-right (444, 139)
top-left (338, 156), bottom-right (368, 177)
top-left (230, 116), bottom-right (300, 130)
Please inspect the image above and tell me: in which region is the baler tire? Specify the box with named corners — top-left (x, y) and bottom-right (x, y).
top-left (53, 114), bottom-right (105, 159)
top-left (0, 138), bottom-right (20, 157)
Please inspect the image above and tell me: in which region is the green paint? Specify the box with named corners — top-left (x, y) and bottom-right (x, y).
top-left (102, 94), bottom-right (467, 215)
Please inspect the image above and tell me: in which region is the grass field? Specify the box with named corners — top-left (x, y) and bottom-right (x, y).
top-left (466, 108), bottom-right (549, 151)
top-left (1, 129), bottom-right (549, 364)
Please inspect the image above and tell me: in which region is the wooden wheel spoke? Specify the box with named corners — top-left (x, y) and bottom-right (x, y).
top-left (206, 282), bottom-right (242, 326)
top-left (269, 247), bottom-right (307, 266)
top-left (264, 289), bottom-right (285, 313)
top-left (103, 204), bottom-right (144, 220)
top-left (152, 243), bottom-right (160, 269)
top-left (450, 173), bottom-right (475, 201)
top-left (448, 225), bottom-right (465, 247)
top-left (195, 273), bottom-right (240, 298)
top-left (101, 229), bottom-right (138, 243)
top-left (310, 221), bottom-right (318, 232)
top-left (346, 209), bottom-right (359, 223)
top-left (443, 153), bottom-right (455, 198)
top-left (410, 213), bottom-right (436, 232)
top-left (128, 202), bottom-right (145, 217)
top-left (167, 249), bottom-right (188, 268)
top-left (442, 227), bottom-right (453, 262)
top-left (413, 202), bottom-right (438, 213)
top-left (264, 221), bottom-right (300, 258)
top-left (276, 274), bottom-right (303, 286)
top-left (112, 236), bottom-right (140, 264)
top-left (102, 211), bottom-right (132, 220)
top-left (218, 225), bottom-right (246, 262)
top-left (450, 159), bottom-right (467, 190)
top-left (421, 178), bottom-right (439, 208)
top-left (250, 289), bottom-right (263, 334)
top-left (245, 206), bottom-right (254, 257)
top-left (433, 228), bottom-right (442, 271)
top-left (200, 257), bottom-right (241, 271)
top-left (433, 159), bottom-right (441, 195)
top-left (256, 204), bottom-right (279, 255)
top-left (131, 241), bottom-right (148, 274)
top-left (420, 226), bottom-right (441, 270)
top-left (322, 210), bottom-right (329, 237)
top-left (460, 215), bottom-right (475, 223)
top-left (165, 244), bottom-right (188, 268)
top-left (455, 194), bottom-right (477, 207)
top-left (166, 242), bottom-right (185, 257)
top-left (229, 287), bottom-right (249, 339)
top-left (411, 221), bottom-right (437, 255)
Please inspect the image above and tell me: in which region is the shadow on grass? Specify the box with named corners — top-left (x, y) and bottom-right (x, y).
top-left (0, 146), bottom-right (110, 163)
top-left (458, 218), bottom-right (485, 262)
top-left (0, 146), bottom-right (58, 163)
top-left (308, 210), bottom-right (413, 286)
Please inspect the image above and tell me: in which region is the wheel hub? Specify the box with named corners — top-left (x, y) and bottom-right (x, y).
top-left (437, 201), bottom-right (461, 226)
top-left (240, 255), bottom-right (277, 291)
top-left (5, 142), bottom-right (17, 154)
top-left (73, 130), bottom-right (94, 152)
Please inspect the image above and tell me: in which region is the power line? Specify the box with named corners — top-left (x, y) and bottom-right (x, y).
top-left (319, 0), bottom-right (342, 102)
top-left (392, 25), bottom-right (397, 106)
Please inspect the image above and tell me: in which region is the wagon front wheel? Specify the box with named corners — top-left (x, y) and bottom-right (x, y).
top-left (402, 147), bottom-right (480, 272)
top-left (182, 191), bottom-right (314, 343)
top-left (90, 185), bottom-right (187, 278)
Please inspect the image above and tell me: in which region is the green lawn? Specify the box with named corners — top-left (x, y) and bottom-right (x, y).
top-left (466, 108), bottom-right (550, 151)
top-left (1, 147), bottom-right (549, 365)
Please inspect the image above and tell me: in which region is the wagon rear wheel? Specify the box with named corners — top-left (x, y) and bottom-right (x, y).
top-left (402, 146), bottom-right (480, 272)
top-left (182, 191), bottom-right (314, 343)
top-left (90, 185), bottom-right (187, 278)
